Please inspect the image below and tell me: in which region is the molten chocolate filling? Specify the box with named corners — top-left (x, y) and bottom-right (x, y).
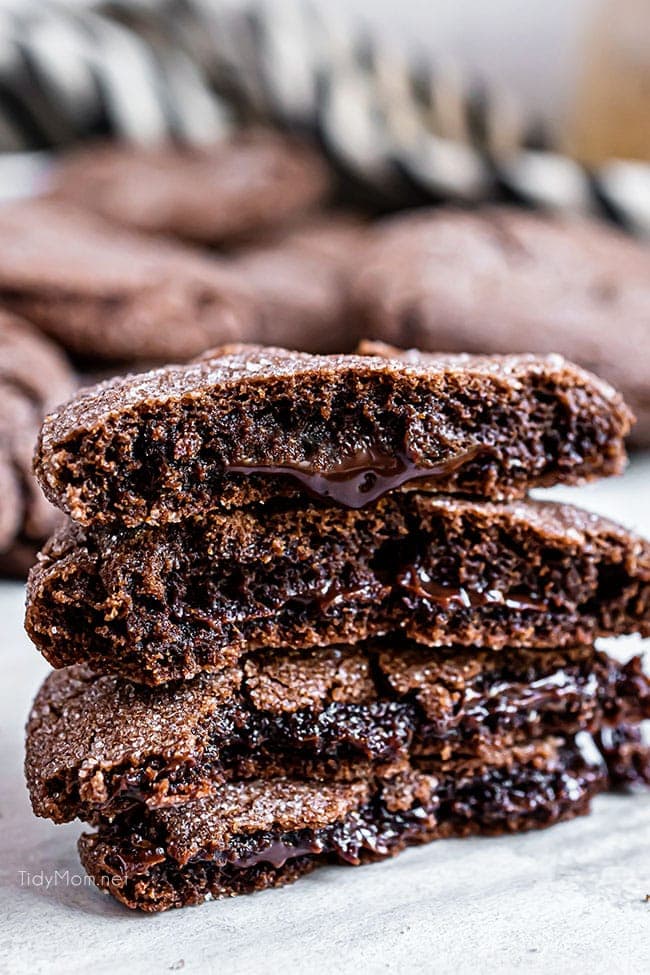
top-left (396, 564), bottom-right (548, 613)
top-left (229, 445), bottom-right (489, 508)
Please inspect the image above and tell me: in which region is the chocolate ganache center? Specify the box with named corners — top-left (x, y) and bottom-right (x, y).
top-left (229, 445), bottom-right (488, 508)
top-left (229, 838), bottom-right (323, 869)
top-left (211, 804), bottom-right (438, 872)
top-left (397, 565), bottom-right (547, 613)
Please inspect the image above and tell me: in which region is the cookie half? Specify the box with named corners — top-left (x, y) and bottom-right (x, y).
top-left (77, 745), bottom-right (607, 912)
top-left (34, 344), bottom-right (632, 528)
top-left (25, 644), bottom-right (650, 823)
top-left (25, 496), bottom-right (650, 682)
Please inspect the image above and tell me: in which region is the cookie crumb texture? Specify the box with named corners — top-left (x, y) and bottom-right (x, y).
top-left (25, 496), bottom-right (650, 683)
top-left (34, 344), bottom-right (632, 529)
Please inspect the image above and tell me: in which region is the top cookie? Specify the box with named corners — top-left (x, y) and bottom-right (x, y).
top-left (49, 130), bottom-right (331, 245)
top-left (351, 207), bottom-right (650, 443)
top-left (34, 343), bottom-right (631, 528)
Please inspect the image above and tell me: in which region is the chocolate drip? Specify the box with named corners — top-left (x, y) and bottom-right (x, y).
top-left (230, 838), bottom-right (322, 869)
top-left (210, 803), bottom-right (438, 873)
top-left (397, 564), bottom-right (547, 613)
top-left (229, 444), bottom-right (489, 508)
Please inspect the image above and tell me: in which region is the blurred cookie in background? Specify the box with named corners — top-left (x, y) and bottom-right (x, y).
top-left (48, 130), bottom-right (332, 247)
top-left (229, 214), bottom-right (368, 353)
top-left (0, 198), bottom-right (256, 364)
top-left (0, 311), bottom-right (75, 576)
top-left (352, 207), bottom-right (650, 443)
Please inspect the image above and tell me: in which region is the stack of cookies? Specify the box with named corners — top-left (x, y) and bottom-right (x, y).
top-left (24, 343), bottom-right (650, 912)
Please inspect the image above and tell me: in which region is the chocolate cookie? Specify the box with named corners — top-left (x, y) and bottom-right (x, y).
top-left (0, 199), bottom-right (255, 363)
top-left (34, 344), bottom-right (632, 529)
top-left (595, 724), bottom-right (650, 787)
top-left (229, 215), bottom-right (366, 353)
top-left (0, 311), bottom-right (74, 575)
top-left (25, 495), bottom-right (650, 683)
top-left (49, 130), bottom-right (331, 245)
top-left (78, 745), bottom-right (606, 911)
top-left (352, 208), bottom-right (650, 443)
top-left (25, 645), bottom-right (650, 824)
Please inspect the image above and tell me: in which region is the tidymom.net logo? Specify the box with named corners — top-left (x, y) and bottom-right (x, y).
top-left (18, 869), bottom-right (123, 889)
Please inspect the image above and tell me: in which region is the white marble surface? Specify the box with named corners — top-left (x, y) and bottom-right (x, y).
top-left (1, 456), bottom-right (650, 975)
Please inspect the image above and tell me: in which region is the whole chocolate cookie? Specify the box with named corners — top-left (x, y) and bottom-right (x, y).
top-left (0, 199), bottom-right (255, 363)
top-left (230, 215), bottom-right (367, 353)
top-left (25, 645), bottom-right (649, 824)
top-left (25, 496), bottom-right (650, 683)
top-left (352, 208), bottom-right (650, 442)
top-left (34, 344), bottom-right (632, 529)
top-left (49, 130), bottom-right (331, 245)
top-left (0, 311), bottom-right (75, 575)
